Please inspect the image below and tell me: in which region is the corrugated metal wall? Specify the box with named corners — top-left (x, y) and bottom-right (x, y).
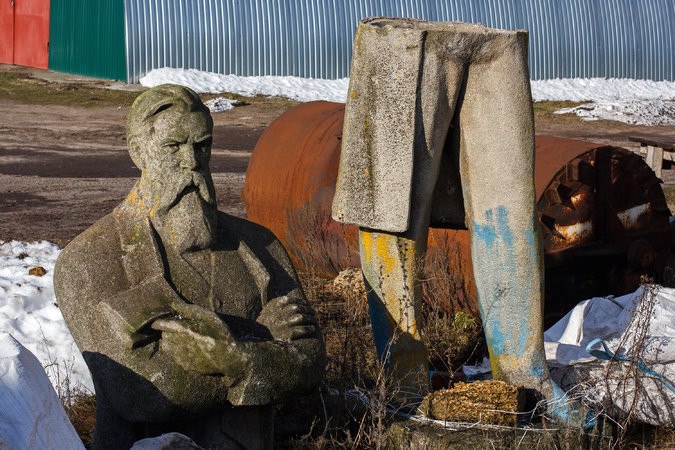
top-left (49, 0), bottom-right (126, 80)
top-left (124, 0), bottom-right (675, 83)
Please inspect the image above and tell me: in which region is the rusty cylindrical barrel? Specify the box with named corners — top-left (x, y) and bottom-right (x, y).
top-left (243, 101), bottom-right (360, 275)
top-left (243, 102), bottom-right (671, 324)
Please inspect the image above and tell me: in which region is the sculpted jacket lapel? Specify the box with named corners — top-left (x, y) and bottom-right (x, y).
top-left (163, 245), bottom-right (212, 308)
top-left (208, 230), bottom-right (272, 321)
top-left (218, 213), bottom-right (273, 308)
top-left (101, 204), bottom-right (182, 343)
top-left (236, 239), bottom-right (271, 307)
top-left (115, 205), bottom-right (165, 287)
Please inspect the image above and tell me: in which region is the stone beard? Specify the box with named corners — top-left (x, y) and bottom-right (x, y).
top-left (155, 188), bottom-right (217, 254)
top-left (146, 167), bottom-right (218, 254)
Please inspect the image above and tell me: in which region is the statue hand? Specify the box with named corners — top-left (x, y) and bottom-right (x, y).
top-left (257, 295), bottom-right (318, 341)
top-left (151, 301), bottom-right (247, 378)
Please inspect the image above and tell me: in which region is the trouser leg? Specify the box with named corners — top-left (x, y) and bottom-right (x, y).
top-left (359, 55), bottom-right (466, 392)
top-left (359, 229), bottom-right (428, 391)
top-left (459, 34), bottom-right (544, 388)
top-left (458, 34), bottom-right (587, 425)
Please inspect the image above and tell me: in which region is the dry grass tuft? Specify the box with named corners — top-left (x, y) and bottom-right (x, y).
top-left (533, 100), bottom-right (589, 120)
top-left (0, 70), bottom-right (301, 111)
top-left (62, 393), bottom-right (96, 445)
top-left (0, 72), bottom-right (140, 107)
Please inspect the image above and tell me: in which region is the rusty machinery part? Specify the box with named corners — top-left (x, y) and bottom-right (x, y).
top-left (244, 101), bottom-right (360, 276)
top-left (244, 102), bottom-right (672, 325)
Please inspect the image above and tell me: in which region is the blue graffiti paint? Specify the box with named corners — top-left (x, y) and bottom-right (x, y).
top-left (527, 340), bottom-right (596, 427)
top-left (518, 317), bottom-right (531, 357)
top-left (470, 205), bottom-right (540, 359)
top-left (472, 209), bottom-right (497, 248)
top-left (495, 206), bottom-right (514, 247)
top-left (547, 377), bottom-right (597, 428)
top-left (471, 206), bottom-right (515, 250)
top-left (485, 316), bottom-right (529, 359)
top-left (527, 355), bottom-right (550, 384)
top-left (470, 206), bottom-right (596, 428)
top-left (472, 206), bottom-right (517, 358)
top-left (485, 317), bottom-right (507, 356)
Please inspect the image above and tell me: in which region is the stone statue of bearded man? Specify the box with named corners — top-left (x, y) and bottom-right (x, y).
top-left (54, 85), bottom-right (326, 449)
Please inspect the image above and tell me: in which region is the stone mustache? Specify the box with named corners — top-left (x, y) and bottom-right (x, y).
top-left (54, 85), bottom-right (326, 449)
top-left (332, 17), bottom-right (584, 425)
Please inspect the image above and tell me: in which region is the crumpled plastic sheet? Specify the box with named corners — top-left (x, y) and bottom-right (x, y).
top-left (0, 332), bottom-right (83, 449)
top-left (545, 286), bottom-right (675, 426)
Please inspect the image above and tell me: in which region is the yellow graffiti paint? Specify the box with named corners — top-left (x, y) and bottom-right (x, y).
top-left (360, 230), bottom-right (373, 264)
top-left (358, 228), bottom-right (428, 390)
top-left (374, 234), bottom-right (397, 272)
top-left (359, 230), bottom-right (421, 337)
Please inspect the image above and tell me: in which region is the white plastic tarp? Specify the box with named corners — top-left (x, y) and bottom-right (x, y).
top-left (545, 286), bottom-right (675, 425)
top-left (544, 286), bottom-right (675, 367)
top-left (0, 332), bottom-right (83, 449)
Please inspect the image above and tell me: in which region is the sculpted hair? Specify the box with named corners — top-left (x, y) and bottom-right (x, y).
top-left (126, 84), bottom-right (211, 169)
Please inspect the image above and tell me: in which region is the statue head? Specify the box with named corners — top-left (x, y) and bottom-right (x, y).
top-left (127, 85), bottom-right (217, 253)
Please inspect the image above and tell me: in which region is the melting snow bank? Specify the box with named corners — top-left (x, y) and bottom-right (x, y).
top-left (0, 241), bottom-right (93, 394)
top-left (530, 77), bottom-right (675, 103)
top-left (531, 77), bottom-right (675, 126)
top-left (532, 77), bottom-right (675, 126)
top-left (140, 68), bottom-right (675, 126)
top-left (140, 67), bottom-right (350, 103)
top-left (204, 97), bottom-right (239, 113)
top-left (553, 100), bottom-right (675, 126)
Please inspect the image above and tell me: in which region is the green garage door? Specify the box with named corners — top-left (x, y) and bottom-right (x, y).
top-left (48, 0), bottom-right (126, 81)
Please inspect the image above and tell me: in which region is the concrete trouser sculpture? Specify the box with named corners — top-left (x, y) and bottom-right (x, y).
top-left (333, 17), bottom-right (584, 424)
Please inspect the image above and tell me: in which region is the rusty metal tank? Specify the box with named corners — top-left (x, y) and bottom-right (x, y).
top-left (243, 101), bottom-right (672, 325)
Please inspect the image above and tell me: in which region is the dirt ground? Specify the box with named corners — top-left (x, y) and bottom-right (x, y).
top-left (0, 101), bottom-right (281, 246)
top-left (1, 64), bottom-right (674, 246)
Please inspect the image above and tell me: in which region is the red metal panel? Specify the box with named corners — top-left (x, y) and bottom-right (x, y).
top-left (0, 0), bottom-right (14, 64)
top-left (13, 0), bottom-right (50, 69)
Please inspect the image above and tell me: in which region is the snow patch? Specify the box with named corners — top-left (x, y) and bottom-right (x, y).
top-left (0, 241), bottom-right (93, 394)
top-left (140, 67), bottom-right (349, 103)
top-left (530, 77), bottom-right (675, 102)
top-left (532, 77), bottom-right (675, 126)
top-left (204, 97), bottom-right (239, 113)
top-left (554, 99), bottom-right (675, 126)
